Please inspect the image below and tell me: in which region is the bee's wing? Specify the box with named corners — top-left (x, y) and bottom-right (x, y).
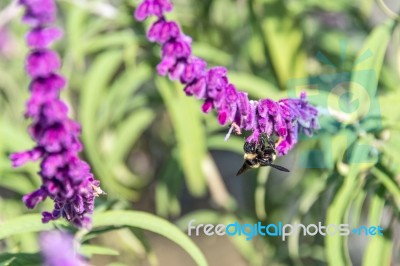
top-left (269, 163), bottom-right (290, 172)
top-left (236, 162), bottom-right (250, 176)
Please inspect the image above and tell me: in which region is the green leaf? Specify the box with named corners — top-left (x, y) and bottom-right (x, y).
top-left (0, 214), bottom-right (63, 240)
top-left (192, 43), bottom-right (231, 66)
top-left (379, 89), bottom-right (400, 127)
top-left (362, 190), bottom-right (390, 266)
top-left (350, 190), bottom-right (367, 227)
top-left (155, 157), bottom-right (182, 217)
top-left (368, 192), bottom-right (384, 226)
top-left (258, 0), bottom-right (307, 88)
top-left (80, 244), bottom-right (119, 257)
top-left (156, 78), bottom-right (207, 197)
top-left (362, 231), bottom-right (392, 266)
top-left (228, 71), bottom-right (281, 99)
top-left (362, 231), bottom-right (393, 266)
top-left (92, 211), bottom-right (208, 266)
top-left (0, 173), bottom-right (35, 195)
top-left (110, 108), bottom-right (155, 164)
top-left (65, 4), bottom-right (87, 68)
top-left (83, 31), bottom-right (135, 54)
top-left (371, 167), bottom-right (400, 208)
top-left (325, 143), bottom-right (365, 266)
top-left (80, 50), bottom-right (135, 199)
top-left (207, 135), bottom-right (243, 154)
top-left (0, 253), bottom-right (42, 266)
top-left (103, 64), bottom-right (152, 128)
top-left (350, 20), bottom-right (394, 123)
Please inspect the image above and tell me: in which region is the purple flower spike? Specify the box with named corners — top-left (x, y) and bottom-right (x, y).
top-left (40, 231), bottom-right (86, 266)
top-left (12, 0), bottom-right (103, 228)
top-left (135, 0), bottom-right (319, 156)
top-left (27, 27), bottom-right (63, 48)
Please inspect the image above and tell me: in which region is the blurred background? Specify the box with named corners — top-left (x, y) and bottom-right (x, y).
top-left (1, 0), bottom-right (400, 265)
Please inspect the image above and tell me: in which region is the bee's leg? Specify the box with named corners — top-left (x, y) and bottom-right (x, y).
top-left (259, 135), bottom-right (266, 150)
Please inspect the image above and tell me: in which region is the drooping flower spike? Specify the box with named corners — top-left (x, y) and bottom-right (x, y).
top-left (10, 0), bottom-right (103, 228)
top-left (135, 0), bottom-right (319, 155)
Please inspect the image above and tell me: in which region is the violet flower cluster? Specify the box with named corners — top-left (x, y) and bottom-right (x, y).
top-left (134, 0), bottom-right (319, 155)
top-left (10, 0), bottom-right (102, 228)
top-left (40, 231), bottom-right (86, 266)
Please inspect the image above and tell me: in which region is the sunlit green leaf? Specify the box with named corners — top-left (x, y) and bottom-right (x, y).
top-left (0, 253), bottom-right (42, 266)
top-left (156, 78), bottom-right (207, 197)
top-left (92, 211), bottom-right (208, 266)
top-left (0, 215), bottom-right (63, 240)
top-left (80, 50), bottom-right (136, 199)
top-left (80, 244), bottom-right (120, 257)
top-left (258, 0), bottom-right (307, 88)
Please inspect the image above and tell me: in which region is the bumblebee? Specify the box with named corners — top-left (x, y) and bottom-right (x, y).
top-left (236, 135), bottom-right (290, 176)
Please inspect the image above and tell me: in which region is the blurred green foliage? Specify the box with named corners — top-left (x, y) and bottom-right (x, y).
top-left (0, 0), bottom-right (400, 265)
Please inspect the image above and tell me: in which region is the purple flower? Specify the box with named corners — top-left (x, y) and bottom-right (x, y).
top-left (181, 57), bottom-right (206, 84)
top-left (26, 27), bottom-right (63, 48)
top-left (147, 18), bottom-right (180, 43)
top-left (26, 49), bottom-right (61, 77)
top-left (135, 0), bottom-right (319, 156)
top-left (20, 0), bottom-right (57, 26)
top-left (134, 0), bottom-right (173, 21)
top-left (11, 0), bottom-right (103, 228)
top-left (40, 231), bottom-right (86, 266)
